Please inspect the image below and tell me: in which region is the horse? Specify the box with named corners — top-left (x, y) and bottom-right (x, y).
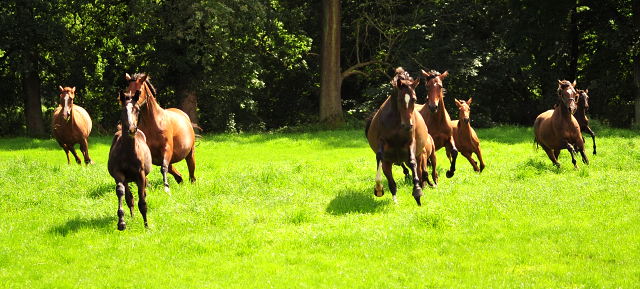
top-left (451, 98), bottom-right (485, 172)
top-left (108, 90), bottom-right (153, 231)
top-left (125, 73), bottom-right (196, 193)
top-left (534, 80), bottom-right (589, 168)
top-left (575, 89), bottom-right (596, 155)
top-left (51, 86), bottom-right (94, 165)
top-left (418, 70), bottom-right (459, 178)
top-left (366, 67), bottom-right (432, 206)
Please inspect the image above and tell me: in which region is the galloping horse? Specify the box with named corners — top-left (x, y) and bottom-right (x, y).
top-left (51, 86), bottom-right (94, 165)
top-left (109, 90), bottom-right (153, 230)
top-left (534, 80), bottom-right (589, 168)
top-left (366, 67), bottom-right (431, 206)
top-left (418, 70), bottom-right (458, 178)
top-left (125, 73), bottom-right (196, 193)
top-left (451, 98), bottom-right (485, 172)
top-left (575, 89), bottom-right (596, 155)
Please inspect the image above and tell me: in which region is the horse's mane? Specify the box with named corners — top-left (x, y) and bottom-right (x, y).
top-left (558, 80), bottom-right (572, 90)
top-left (129, 73), bottom-right (158, 98)
top-left (423, 70), bottom-right (441, 81)
top-left (391, 67), bottom-right (413, 84)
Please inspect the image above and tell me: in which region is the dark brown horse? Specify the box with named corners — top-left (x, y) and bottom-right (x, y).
top-left (125, 73), bottom-right (196, 193)
top-left (366, 67), bottom-right (431, 206)
top-left (451, 98), bottom-right (485, 172)
top-left (534, 80), bottom-right (589, 168)
top-left (51, 86), bottom-right (94, 165)
top-left (418, 70), bottom-right (458, 178)
top-left (108, 90), bottom-right (153, 230)
top-left (575, 89), bottom-right (596, 155)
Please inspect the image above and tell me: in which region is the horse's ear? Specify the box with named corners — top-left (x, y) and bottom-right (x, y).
top-left (133, 90), bottom-right (140, 102)
top-left (467, 98), bottom-right (472, 105)
top-left (558, 79), bottom-right (563, 85)
top-left (126, 73), bottom-right (131, 81)
top-left (440, 71), bottom-right (449, 79)
top-left (119, 90), bottom-right (126, 103)
top-left (421, 69), bottom-right (429, 77)
top-left (72, 87), bottom-right (76, 92)
top-left (59, 85), bottom-right (64, 92)
top-left (585, 89), bottom-right (588, 93)
top-left (412, 77), bottom-right (420, 88)
top-left (140, 74), bottom-right (148, 82)
top-left (454, 99), bottom-right (462, 107)
top-left (572, 80), bottom-right (577, 87)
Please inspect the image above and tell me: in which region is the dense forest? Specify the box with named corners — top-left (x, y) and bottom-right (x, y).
top-left (1, 0), bottom-right (638, 136)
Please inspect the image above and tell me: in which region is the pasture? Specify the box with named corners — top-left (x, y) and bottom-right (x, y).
top-left (1, 125), bottom-right (639, 287)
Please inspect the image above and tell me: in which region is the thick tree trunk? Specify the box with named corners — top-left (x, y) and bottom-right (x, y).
top-left (569, 5), bottom-right (579, 83)
top-left (634, 0), bottom-right (640, 125)
top-left (22, 69), bottom-right (45, 137)
top-left (319, 0), bottom-right (344, 127)
top-left (181, 89), bottom-right (198, 124)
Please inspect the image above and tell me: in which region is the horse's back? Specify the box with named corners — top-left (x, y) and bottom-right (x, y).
top-left (165, 108), bottom-right (195, 161)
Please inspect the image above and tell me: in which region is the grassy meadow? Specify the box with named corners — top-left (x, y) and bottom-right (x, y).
top-left (1, 125), bottom-right (639, 287)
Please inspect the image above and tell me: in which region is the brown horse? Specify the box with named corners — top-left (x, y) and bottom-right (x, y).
top-left (108, 90), bottom-right (153, 230)
top-left (418, 70), bottom-right (458, 178)
top-left (575, 89), bottom-right (596, 155)
top-left (534, 80), bottom-right (589, 168)
top-left (51, 86), bottom-right (94, 165)
top-left (366, 67), bottom-right (432, 206)
top-left (451, 98), bottom-right (485, 172)
top-left (125, 73), bottom-right (196, 193)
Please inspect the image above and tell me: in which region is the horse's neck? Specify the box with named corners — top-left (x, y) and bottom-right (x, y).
top-left (575, 103), bottom-right (586, 118)
top-left (139, 90), bottom-right (165, 127)
top-left (554, 104), bottom-right (573, 120)
top-left (433, 96), bottom-right (450, 123)
top-left (457, 116), bottom-right (472, 135)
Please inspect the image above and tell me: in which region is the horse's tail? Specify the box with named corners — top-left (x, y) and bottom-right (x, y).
top-left (364, 110), bottom-right (378, 137)
top-left (192, 123), bottom-right (203, 146)
top-left (533, 137), bottom-right (539, 151)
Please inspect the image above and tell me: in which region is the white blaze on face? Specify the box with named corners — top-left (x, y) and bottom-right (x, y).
top-left (126, 103), bottom-right (134, 127)
top-left (404, 94), bottom-right (411, 108)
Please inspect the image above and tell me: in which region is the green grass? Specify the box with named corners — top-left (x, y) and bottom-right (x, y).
top-left (1, 126), bottom-right (639, 287)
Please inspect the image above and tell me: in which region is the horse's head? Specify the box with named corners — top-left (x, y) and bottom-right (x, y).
top-left (392, 68), bottom-right (420, 131)
top-left (125, 73), bottom-right (150, 107)
top-left (557, 80), bottom-right (578, 114)
top-left (58, 86), bottom-right (76, 122)
top-left (577, 89), bottom-right (589, 110)
top-left (455, 98), bottom-right (472, 124)
top-left (119, 89), bottom-right (141, 137)
top-left (422, 70), bottom-right (448, 113)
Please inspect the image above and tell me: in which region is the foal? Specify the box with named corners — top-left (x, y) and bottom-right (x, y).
top-left (108, 90), bottom-right (153, 231)
top-left (451, 98), bottom-right (485, 172)
top-left (534, 80), bottom-right (588, 168)
top-left (51, 86), bottom-right (94, 164)
top-left (575, 89), bottom-right (596, 155)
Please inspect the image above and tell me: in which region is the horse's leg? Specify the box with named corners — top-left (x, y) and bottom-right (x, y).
top-left (382, 161), bottom-right (398, 204)
top-left (476, 147), bottom-right (485, 173)
top-left (462, 151), bottom-right (480, 172)
top-left (429, 152), bottom-right (438, 186)
top-left (67, 144), bottom-right (82, 164)
top-left (400, 163), bottom-right (411, 183)
top-left (79, 138), bottom-right (94, 165)
top-left (559, 140), bottom-right (578, 168)
top-left (125, 183), bottom-right (135, 218)
top-left (136, 175), bottom-right (149, 228)
top-left (576, 140), bottom-right (589, 165)
top-left (374, 140), bottom-right (386, 197)
top-left (185, 148), bottom-right (196, 183)
top-left (160, 146), bottom-right (174, 193)
top-left (587, 128), bottom-right (596, 155)
top-left (406, 142), bottom-right (423, 206)
top-left (167, 164), bottom-right (184, 184)
top-left (543, 146), bottom-right (561, 168)
top-left (445, 137), bottom-right (458, 178)
top-left (115, 180), bottom-right (127, 231)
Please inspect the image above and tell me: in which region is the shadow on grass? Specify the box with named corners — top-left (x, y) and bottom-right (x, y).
top-left (89, 183), bottom-right (113, 199)
top-left (326, 190), bottom-right (391, 215)
top-left (48, 215), bottom-right (115, 237)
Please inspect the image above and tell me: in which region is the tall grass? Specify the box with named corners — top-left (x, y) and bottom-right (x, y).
top-left (0, 126), bottom-right (639, 287)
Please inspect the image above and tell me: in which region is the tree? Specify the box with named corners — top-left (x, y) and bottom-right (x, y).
top-left (634, 0), bottom-right (640, 125)
top-left (320, 0), bottom-right (343, 127)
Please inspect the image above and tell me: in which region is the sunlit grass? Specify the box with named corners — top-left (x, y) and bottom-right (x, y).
top-left (0, 126), bottom-right (639, 287)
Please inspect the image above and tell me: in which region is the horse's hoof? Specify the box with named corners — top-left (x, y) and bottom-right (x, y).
top-left (118, 222), bottom-right (126, 231)
top-left (412, 187), bottom-right (423, 198)
top-left (144, 222), bottom-right (149, 229)
top-left (392, 195), bottom-right (398, 204)
top-left (414, 196), bottom-right (421, 206)
top-left (373, 188), bottom-right (384, 197)
top-left (164, 186), bottom-right (171, 193)
top-left (446, 170), bottom-right (454, 178)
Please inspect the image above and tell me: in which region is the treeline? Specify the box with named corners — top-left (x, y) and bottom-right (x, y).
top-left (0, 0), bottom-right (638, 136)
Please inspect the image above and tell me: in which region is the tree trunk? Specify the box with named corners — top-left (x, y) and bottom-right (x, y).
top-left (319, 0), bottom-right (344, 127)
top-left (22, 68), bottom-right (45, 137)
top-left (569, 4), bottom-right (579, 83)
top-left (181, 89), bottom-right (198, 124)
top-left (634, 0), bottom-right (640, 125)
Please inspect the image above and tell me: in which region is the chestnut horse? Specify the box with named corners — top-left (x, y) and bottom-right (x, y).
top-left (109, 90), bottom-right (153, 230)
top-left (534, 80), bottom-right (589, 168)
top-left (51, 86), bottom-right (94, 165)
top-left (575, 89), bottom-right (596, 155)
top-left (125, 73), bottom-right (196, 193)
top-left (418, 70), bottom-right (458, 178)
top-left (451, 98), bottom-right (485, 172)
top-left (366, 67), bottom-right (432, 206)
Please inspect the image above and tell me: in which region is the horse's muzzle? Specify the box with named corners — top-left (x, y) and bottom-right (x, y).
top-left (463, 118), bottom-right (470, 124)
top-left (429, 104), bottom-right (438, 113)
top-left (401, 123), bottom-right (413, 131)
top-left (128, 127), bottom-right (137, 136)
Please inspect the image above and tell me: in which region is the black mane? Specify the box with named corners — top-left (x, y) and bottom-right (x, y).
top-left (129, 73), bottom-right (157, 98)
